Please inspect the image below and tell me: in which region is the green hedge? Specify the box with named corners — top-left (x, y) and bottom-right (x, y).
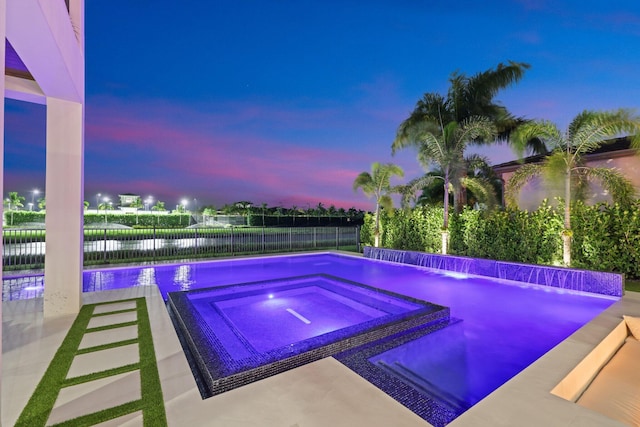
top-left (246, 214), bottom-right (361, 227)
top-left (4, 211), bottom-right (191, 228)
top-left (362, 201), bottom-right (640, 279)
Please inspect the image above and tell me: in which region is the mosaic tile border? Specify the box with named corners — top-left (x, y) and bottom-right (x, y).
top-left (167, 273), bottom-right (450, 397)
top-left (335, 319), bottom-right (463, 427)
top-left (364, 247), bottom-right (624, 297)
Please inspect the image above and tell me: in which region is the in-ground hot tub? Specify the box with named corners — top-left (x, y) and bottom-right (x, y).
top-left (167, 273), bottom-right (450, 397)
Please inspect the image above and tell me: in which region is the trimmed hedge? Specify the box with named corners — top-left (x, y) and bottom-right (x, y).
top-left (246, 214), bottom-right (362, 227)
top-left (362, 201), bottom-right (640, 279)
top-left (4, 211), bottom-right (191, 228)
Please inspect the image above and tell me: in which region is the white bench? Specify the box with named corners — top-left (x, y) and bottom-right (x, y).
top-left (551, 315), bottom-right (640, 426)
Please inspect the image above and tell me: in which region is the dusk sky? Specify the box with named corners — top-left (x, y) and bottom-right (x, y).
top-left (4, 0), bottom-right (640, 211)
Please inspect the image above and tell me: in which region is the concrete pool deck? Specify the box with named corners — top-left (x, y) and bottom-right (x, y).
top-left (3, 286), bottom-right (639, 426)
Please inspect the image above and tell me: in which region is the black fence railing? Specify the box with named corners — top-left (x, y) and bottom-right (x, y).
top-left (2, 226), bottom-right (361, 270)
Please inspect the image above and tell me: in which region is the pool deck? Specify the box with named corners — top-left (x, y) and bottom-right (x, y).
top-left (3, 286), bottom-right (639, 426)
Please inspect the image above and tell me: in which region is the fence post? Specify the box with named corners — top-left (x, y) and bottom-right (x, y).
top-left (153, 225), bottom-right (157, 261)
top-left (313, 227), bottom-right (317, 248)
top-left (262, 227), bottom-right (265, 253)
top-left (103, 228), bottom-right (107, 263)
top-left (289, 228), bottom-right (293, 251)
top-left (356, 226), bottom-right (361, 252)
top-left (335, 227), bottom-right (339, 250)
top-left (195, 228), bottom-right (198, 256)
top-left (231, 226), bottom-right (234, 256)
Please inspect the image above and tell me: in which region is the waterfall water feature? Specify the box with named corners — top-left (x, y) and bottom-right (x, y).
top-left (363, 247), bottom-right (623, 297)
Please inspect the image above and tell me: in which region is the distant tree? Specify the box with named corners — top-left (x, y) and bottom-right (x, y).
top-left (506, 109), bottom-right (640, 266)
top-left (130, 197), bottom-right (143, 224)
top-left (316, 202), bottom-right (326, 222)
top-left (152, 200), bottom-right (166, 225)
top-left (7, 192), bottom-right (25, 225)
top-left (202, 207), bottom-right (217, 217)
top-left (234, 201), bottom-right (253, 216)
top-left (353, 162), bottom-right (404, 247)
top-left (98, 201), bottom-right (114, 222)
top-left (83, 201), bottom-right (90, 211)
top-left (38, 198), bottom-right (46, 210)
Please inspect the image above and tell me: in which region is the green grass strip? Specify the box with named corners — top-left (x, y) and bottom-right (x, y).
top-left (136, 298), bottom-right (169, 427)
top-left (86, 320), bottom-right (138, 333)
top-left (49, 399), bottom-right (144, 427)
top-left (92, 307), bottom-right (137, 317)
top-left (76, 338), bottom-right (139, 355)
top-left (63, 363), bottom-right (140, 388)
top-left (14, 304), bottom-right (95, 426)
top-left (14, 297), bottom-right (168, 426)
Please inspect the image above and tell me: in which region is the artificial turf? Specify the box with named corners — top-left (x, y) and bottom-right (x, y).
top-left (14, 298), bottom-right (167, 427)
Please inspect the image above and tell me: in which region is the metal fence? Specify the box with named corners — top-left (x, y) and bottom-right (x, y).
top-left (2, 226), bottom-right (361, 270)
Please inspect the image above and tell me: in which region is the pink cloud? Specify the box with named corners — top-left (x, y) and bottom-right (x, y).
top-left (83, 96), bottom-right (392, 209)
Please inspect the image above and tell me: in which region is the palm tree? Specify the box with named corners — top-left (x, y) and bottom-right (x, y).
top-left (353, 162), bottom-right (404, 247)
top-left (400, 155), bottom-right (500, 210)
top-left (98, 201), bottom-right (114, 222)
top-left (130, 197), bottom-right (143, 224)
top-left (152, 200), bottom-right (166, 225)
top-left (505, 109), bottom-right (640, 266)
top-left (394, 117), bottom-right (497, 254)
top-left (7, 192), bottom-right (25, 225)
top-left (394, 61), bottom-right (539, 210)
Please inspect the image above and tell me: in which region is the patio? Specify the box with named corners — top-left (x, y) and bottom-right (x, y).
top-left (3, 285), bottom-right (639, 426)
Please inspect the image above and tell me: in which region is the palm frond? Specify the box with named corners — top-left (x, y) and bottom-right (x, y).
top-left (379, 194), bottom-right (394, 212)
top-left (541, 150), bottom-right (569, 187)
top-left (571, 109), bottom-right (640, 156)
top-left (352, 171), bottom-right (374, 195)
top-left (584, 167), bottom-right (637, 206)
top-left (460, 176), bottom-right (498, 208)
top-left (504, 163), bottom-right (544, 207)
top-left (510, 120), bottom-right (561, 159)
top-left (399, 175), bottom-right (441, 208)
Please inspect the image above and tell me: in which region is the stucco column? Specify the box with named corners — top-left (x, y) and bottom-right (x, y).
top-left (44, 97), bottom-right (84, 317)
top-left (1, 0), bottom-right (7, 416)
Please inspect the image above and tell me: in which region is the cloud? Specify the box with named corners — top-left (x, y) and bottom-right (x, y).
top-left (83, 95), bottom-right (398, 209)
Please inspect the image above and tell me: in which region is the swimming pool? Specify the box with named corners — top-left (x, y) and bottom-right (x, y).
top-left (6, 252), bottom-right (618, 425)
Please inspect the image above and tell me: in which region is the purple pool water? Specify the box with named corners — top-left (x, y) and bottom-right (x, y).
top-left (83, 252), bottom-right (616, 413)
top-left (185, 274), bottom-right (422, 355)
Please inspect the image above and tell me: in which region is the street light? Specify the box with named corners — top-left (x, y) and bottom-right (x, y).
top-left (28, 202), bottom-right (34, 211)
top-left (145, 196), bottom-right (153, 211)
top-left (96, 193), bottom-right (101, 210)
top-left (31, 189), bottom-right (40, 206)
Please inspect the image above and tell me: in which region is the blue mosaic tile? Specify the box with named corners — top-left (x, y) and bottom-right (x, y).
top-left (168, 273), bottom-right (450, 397)
top-left (335, 319), bottom-right (461, 427)
top-left (364, 247), bottom-right (624, 297)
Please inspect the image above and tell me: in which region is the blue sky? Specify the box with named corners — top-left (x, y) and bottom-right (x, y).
top-left (4, 0), bottom-right (640, 210)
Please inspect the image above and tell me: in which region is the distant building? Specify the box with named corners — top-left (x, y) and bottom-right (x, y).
top-left (493, 136), bottom-right (640, 210)
top-left (118, 193), bottom-right (141, 213)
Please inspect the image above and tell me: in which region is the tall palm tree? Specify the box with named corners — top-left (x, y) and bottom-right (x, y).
top-left (394, 61), bottom-right (540, 210)
top-left (353, 162), bottom-right (404, 247)
top-left (400, 155), bottom-right (500, 210)
top-left (394, 117), bottom-right (497, 254)
top-left (505, 109), bottom-right (640, 266)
